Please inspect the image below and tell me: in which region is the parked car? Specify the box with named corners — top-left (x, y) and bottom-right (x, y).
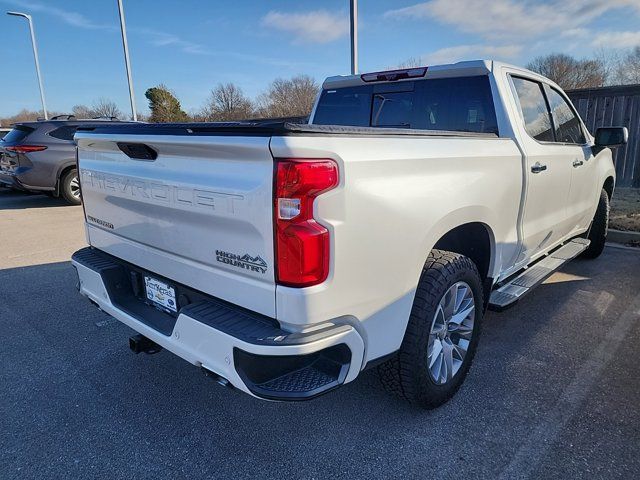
top-left (0, 127), bottom-right (11, 140)
top-left (71, 60), bottom-right (625, 408)
top-left (0, 116), bottom-right (132, 204)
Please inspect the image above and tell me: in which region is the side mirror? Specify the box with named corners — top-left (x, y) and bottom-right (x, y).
top-left (595, 126), bottom-right (628, 148)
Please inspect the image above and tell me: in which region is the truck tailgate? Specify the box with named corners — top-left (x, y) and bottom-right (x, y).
top-left (75, 132), bottom-right (276, 317)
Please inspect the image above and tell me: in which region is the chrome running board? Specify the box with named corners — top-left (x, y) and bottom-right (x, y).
top-left (488, 238), bottom-right (590, 311)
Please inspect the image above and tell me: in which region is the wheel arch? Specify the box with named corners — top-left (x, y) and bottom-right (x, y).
top-left (432, 222), bottom-right (494, 283)
top-left (55, 163), bottom-right (77, 196)
top-left (603, 176), bottom-right (615, 199)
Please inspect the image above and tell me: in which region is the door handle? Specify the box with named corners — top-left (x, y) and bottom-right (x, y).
top-left (531, 162), bottom-right (547, 173)
top-left (572, 159), bottom-right (584, 168)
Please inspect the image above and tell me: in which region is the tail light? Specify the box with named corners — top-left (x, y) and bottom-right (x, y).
top-left (5, 145), bottom-right (47, 153)
top-left (274, 159), bottom-right (339, 287)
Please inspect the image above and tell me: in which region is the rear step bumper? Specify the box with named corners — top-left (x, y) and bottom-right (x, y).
top-left (72, 247), bottom-right (364, 401)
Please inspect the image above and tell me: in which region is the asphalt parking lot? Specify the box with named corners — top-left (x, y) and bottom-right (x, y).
top-left (1, 187), bottom-right (639, 480)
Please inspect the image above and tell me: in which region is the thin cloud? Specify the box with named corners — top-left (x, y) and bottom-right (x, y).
top-left (136, 28), bottom-right (309, 67)
top-left (1, 0), bottom-right (113, 30)
top-left (262, 10), bottom-right (349, 44)
top-left (136, 28), bottom-right (211, 55)
top-left (1, 0), bottom-right (305, 65)
top-left (1, 0), bottom-right (212, 56)
top-left (593, 31), bottom-right (640, 49)
top-left (384, 0), bottom-right (640, 41)
top-left (1, 1), bottom-right (212, 58)
top-left (421, 44), bottom-right (523, 65)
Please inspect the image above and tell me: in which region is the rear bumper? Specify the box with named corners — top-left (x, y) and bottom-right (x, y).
top-left (0, 171), bottom-right (51, 192)
top-left (0, 172), bottom-right (25, 190)
top-left (71, 247), bottom-right (364, 400)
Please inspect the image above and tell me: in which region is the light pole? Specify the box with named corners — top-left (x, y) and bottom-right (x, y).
top-left (350, 0), bottom-right (358, 75)
top-left (117, 0), bottom-right (137, 121)
top-left (7, 11), bottom-right (48, 119)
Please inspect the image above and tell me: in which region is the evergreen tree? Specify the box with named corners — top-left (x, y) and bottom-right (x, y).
top-left (145, 85), bottom-right (189, 122)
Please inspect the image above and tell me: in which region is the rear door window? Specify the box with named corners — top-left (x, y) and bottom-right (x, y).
top-left (1, 126), bottom-right (34, 144)
top-left (511, 77), bottom-right (554, 142)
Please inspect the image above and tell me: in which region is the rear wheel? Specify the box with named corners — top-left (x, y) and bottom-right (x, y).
top-left (378, 250), bottom-right (484, 409)
top-left (581, 189), bottom-right (609, 259)
top-left (60, 168), bottom-right (81, 205)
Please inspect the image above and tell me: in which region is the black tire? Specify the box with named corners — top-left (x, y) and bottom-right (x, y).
top-left (378, 250), bottom-right (484, 409)
top-left (581, 189), bottom-right (609, 259)
top-left (60, 168), bottom-right (81, 205)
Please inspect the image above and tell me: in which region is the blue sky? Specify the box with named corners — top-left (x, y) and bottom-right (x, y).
top-left (2, 0), bottom-right (640, 118)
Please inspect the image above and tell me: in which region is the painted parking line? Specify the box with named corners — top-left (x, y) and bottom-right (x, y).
top-left (498, 291), bottom-right (640, 480)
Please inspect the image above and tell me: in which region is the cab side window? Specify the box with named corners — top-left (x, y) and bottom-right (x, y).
top-left (511, 77), bottom-right (554, 142)
top-left (545, 88), bottom-right (586, 145)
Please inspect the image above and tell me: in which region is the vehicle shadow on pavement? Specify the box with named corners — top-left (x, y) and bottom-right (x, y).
top-left (0, 190), bottom-right (71, 210)
top-left (1, 248), bottom-right (639, 479)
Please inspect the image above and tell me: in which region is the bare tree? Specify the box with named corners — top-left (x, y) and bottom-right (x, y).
top-left (189, 110), bottom-right (208, 122)
top-left (91, 98), bottom-right (122, 119)
top-left (527, 53), bottom-right (606, 90)
top-left (614, 46), bottom-right (640, 85)
top-left (71, 100), bottom-right (122, 119)
top-left (391, 57), bottom-right (422, 69)
top-left (201, 83), bottom-right (254, 121)
top-left (593, 48), bottom-right (619, 86)
top-left (2, 100), bottom-right (121, 126)
top-left (1, 109), bottom-right (41, 125)
top-left (71, 104), bottom-right (94, 119)
top-left (1, 108), bottom-right (64, 125)
top-left (256, 75), bottom-right (319, 118)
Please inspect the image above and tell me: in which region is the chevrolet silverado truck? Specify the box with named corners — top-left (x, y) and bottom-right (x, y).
top-left (72, 61), bottom-right (627, 408)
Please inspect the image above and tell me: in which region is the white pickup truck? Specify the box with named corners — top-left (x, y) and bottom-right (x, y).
top-left (72, 60), bottom-right (627, 408)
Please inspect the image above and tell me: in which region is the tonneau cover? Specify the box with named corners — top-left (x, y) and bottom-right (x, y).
top-left (76, 121), bottom-right (498, 138)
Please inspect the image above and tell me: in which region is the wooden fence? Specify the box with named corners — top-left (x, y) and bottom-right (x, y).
top-left (568, 84), bottom-right (640, 188)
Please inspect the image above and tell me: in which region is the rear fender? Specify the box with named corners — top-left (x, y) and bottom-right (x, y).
top-left (418, 206), bottom-right (499, 281)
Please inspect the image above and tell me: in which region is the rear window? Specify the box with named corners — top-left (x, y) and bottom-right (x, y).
top-left (49, 125), bottom-right (78, 141)
top-left (1, 126), bottom-right (34, 144)
top-left (313, 76), bottom-right (498, 134)
top-left (372, 91), bottom-right (414, 128)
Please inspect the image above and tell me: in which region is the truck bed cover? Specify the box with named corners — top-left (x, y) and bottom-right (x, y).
top-left (76, 121), bottom-right (498, 138)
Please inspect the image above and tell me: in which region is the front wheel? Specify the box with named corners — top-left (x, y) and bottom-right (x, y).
top-left (581, 189), bottom-right (609, 259)
top-left (60, 168), bottom-right (81, 205)
top-left (378, 250), bottom-right (484, 409)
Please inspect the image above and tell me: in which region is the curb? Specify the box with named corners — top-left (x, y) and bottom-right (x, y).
top-left (608, 229), bottom-right (640, 245)
top-left (606, 242), bottom-right (640, 252)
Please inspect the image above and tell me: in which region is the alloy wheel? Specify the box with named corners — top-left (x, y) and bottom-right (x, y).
top-left (70, 176), bottom-right (81, 199)
top-left (427, 281), bottom-right (475, 385)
